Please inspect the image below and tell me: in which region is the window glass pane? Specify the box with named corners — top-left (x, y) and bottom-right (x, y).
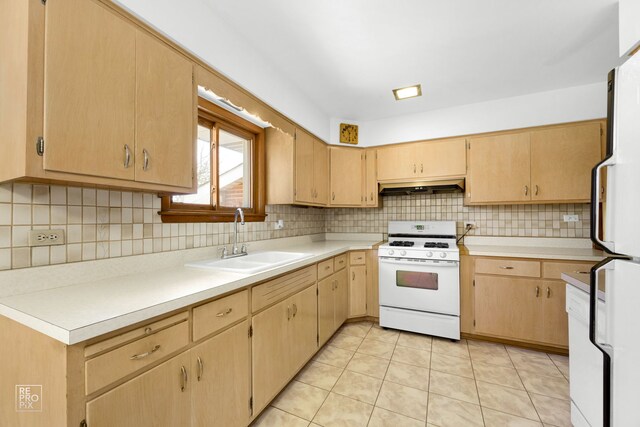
top-left (218, 128), bottom-right (252, 208)
top-left (172, 124), bottom-right (212, 205)
top-left (396, 271), bottom-right (439, 290)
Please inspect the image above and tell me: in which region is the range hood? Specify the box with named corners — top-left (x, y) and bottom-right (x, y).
top-left (379, 179), bottom-right (465, 196)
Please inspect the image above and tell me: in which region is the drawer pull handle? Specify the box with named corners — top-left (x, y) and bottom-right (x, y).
top-left (180, 366), bottom-right (188, 392)
top-left (546, 287), bottom-right (551, 298)
top-left (196, 356), bottom-right (204, 381)
top-left (535, 286), bottom-right (540, 298)
top-left (574, 270), bottom-right (590, 274)
top-left (216, 308), bottom-right (233, 317)
top-left (499, 266), bottom-right (514, 270)
top-left (325, 265), bottom-right (331, 270)
top-left (130, 344), bottom-right (160, 360)
top-left (144, 327), bottom-right (152, 335)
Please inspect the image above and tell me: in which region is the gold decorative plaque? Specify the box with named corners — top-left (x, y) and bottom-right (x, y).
top-left (339, 123), bottom-right (359, 145)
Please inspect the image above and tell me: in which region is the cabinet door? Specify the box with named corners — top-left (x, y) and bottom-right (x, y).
top-left (330, 147), bottom-right (363, 206)
top-left (191, 321), bottom-right (250, 427)
top-left (44, 0), bottom-right (136, 180)
top-left (314, 139), bottom-right (329, 205)
top-left (530, 123), bottom-right (602, 202)
top-left (334, 268), bottom-right (349, 327)
top-left (364, 150), bottom-right (378, 206)
top-left (294, 129), bottom-right (314, 203)
top-left (414, 139), bottom-right (466, 178)
top-left (290, 285), bottom-right (319, 372)
top-left (252, 297), bottom-right (291, 413)
top-left (474, 275), bottom-right (544, 342)
top-left (542, 281), bottom-right (569, 347)
top-left (376, 144), bottom-right (414, 181)
top-left (135, 30), bottom-right (194, 188)
top-left (318, 276), bottom-right (336, 346)
top-left (348, 266), bottom-right (367, 318)
top-left (467, 132), bottom-right (531, 203)
top-left (86, 352), bottom-right (191, 427)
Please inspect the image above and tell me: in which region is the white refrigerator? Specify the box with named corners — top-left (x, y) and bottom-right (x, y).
top-left (577, 51), bottom-right (640, 427)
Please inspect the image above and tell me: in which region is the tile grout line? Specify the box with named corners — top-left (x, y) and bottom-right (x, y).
top-left (506, 347), bottom-right (544, 423)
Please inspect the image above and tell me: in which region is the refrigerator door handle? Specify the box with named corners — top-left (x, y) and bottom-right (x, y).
top-left (590, 156), bottom-right (617, 254)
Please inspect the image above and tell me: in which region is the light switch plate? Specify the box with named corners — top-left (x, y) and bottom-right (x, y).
top-left (29, 229), bottom-right (66, 246)
top-left (563, 215), bottom-right (579, 222)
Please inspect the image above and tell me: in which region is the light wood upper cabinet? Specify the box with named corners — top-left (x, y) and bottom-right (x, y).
top-left (44, 0), bottom-right (136, 181)
top-left (313, 139), bottom-right (329, 205)
top-left (530, 123), bottom-right (602, 202)
top-left (467, 132), bottom-right (532, 204)
top-left (330, 147), bottom-right (363, 206)
top-left (135, 30), bottom-right (194, 188)
top-left (86, 352), bottom-right (192, 427)
top-left (364, 150), bottom-right (378, 206)
top-left (377, 139), bottom-right (467, 182)
top-left (294, 129), bottom-right (315, 204)
top-left (191, 321), bottom-right (250, 427)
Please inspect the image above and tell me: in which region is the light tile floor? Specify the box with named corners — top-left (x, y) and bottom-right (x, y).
top-left (251, 321), bottom-right (571, 427)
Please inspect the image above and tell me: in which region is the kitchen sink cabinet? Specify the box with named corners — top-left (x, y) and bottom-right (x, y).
top-left (252, 283), bottom-right (318, 414)
top-left (376, 138), bottom-right (467, 182)
top-left (86, 352), bottom-right (192, 427)
top-left (466, 121), bottom-right (603, 205)
top-left (330, 147), bottom-right (364, 206)
top-left (467, 256), bottom-right (596, 350)
top-left (190, 320), bottom-right (250, 427)
top-left (1, 0), bottom-right (196, 193)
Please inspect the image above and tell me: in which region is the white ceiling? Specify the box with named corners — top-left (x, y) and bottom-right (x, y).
top-left (203, 0), bottom-right (619, 122)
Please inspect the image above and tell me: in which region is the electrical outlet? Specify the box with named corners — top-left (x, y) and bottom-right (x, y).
top-left (563, 215), bottom-right (579, 222)
top-left (464, 221), bottom-right (476, 229)
top-left (274, 220), bottom-right (284, 230)
top-left (29, 229), bottom-right (65, 247)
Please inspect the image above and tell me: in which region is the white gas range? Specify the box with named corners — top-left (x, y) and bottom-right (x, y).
top-left (378, 221), bottom-right (460, 340)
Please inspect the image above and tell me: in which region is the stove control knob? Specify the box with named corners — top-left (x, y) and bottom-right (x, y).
top-left (426, 251), bottom-right (433, 257)
top-left (400, 250), bottom-right (407, 256)
top-left (440, 252), bottom-right (447, 258)
top-left (388, 249), bottom-right (394, 256)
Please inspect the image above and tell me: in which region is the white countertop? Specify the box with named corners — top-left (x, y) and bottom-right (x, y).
top-left (462, 236), bottom-right (605, 261)
top-left (0, 234), bottom-right (382, 345)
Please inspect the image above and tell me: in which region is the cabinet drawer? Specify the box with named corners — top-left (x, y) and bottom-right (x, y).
top-left (252, 265), bottom-right (317, 313)
top-left (84, 311), bottom-right (188, 358)
top-left (318, 258), bottom-right (335, 280)
top-left (475, 258), bottom-right (540, 278)
top-left (349, 251), bottom-right (366, 265)
top-left (85, 321), bottom-right (188, 395)
top-left (543, 261), bottom-right (595, 280)
top-left (193, 290), bottom-right (248, 341)
top-left (334, 254), bottom-right (347, 271)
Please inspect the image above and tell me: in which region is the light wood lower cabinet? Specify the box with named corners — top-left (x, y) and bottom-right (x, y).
top-left (348, 266), bottom-right (367, 317)
top-left (86, 352), bottom-right (192, 427)
top-left (541, 281), bottom-right (569, 347)
top-left (190, 320), bottom-right (250, 427)
top-left (318, 269), bottom-right (348, 346)
top-left (474, 275), bottom-right (545, 342)
top-left (252, 284), bottom-right (318, 414)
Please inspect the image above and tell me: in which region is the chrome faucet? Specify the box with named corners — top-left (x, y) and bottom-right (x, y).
top-left (232, 208), bottom-right (246, 256)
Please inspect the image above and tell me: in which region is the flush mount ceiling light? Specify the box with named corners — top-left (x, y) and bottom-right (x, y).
top-left (392, 84), bottom-right (422, 101)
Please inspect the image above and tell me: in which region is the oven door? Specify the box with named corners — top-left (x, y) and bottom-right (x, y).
top-left (379, 257), bottom-right (460, 316)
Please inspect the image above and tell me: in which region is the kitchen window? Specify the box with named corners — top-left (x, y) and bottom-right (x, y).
top-left (160, 97), bottom-right (266, 222)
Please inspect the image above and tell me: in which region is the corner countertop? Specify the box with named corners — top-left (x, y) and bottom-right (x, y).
top-left (0, 234), bottom-right (382, 345)
top-left (562, 271), bottom-right (606, 301)
top-left (461, 236), bottom-right (605, 261)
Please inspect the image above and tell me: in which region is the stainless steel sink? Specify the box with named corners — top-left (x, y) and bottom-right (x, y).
top-left (186, 251), bottom-right (314, 274)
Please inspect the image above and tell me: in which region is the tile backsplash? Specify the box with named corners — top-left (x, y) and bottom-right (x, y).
top-left (326, 193), bottom-right (591, 240)
top-left (0, 184), bottom-right (590, 271)
top-left (0, 183), bottom-right (325, 271)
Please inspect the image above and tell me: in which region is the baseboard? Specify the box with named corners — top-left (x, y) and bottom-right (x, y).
top-left (462, 332), bottom-right (569, 356)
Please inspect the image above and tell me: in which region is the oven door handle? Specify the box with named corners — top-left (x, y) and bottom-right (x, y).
top-left (379, 258), bottom-right (459, 267)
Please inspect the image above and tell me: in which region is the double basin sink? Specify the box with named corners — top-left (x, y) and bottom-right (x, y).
top-left (186, 251), bottom-right (314, 274)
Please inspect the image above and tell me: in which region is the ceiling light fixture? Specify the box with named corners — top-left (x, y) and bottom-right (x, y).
top-left (393, 84), bottom-right (422, 101)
